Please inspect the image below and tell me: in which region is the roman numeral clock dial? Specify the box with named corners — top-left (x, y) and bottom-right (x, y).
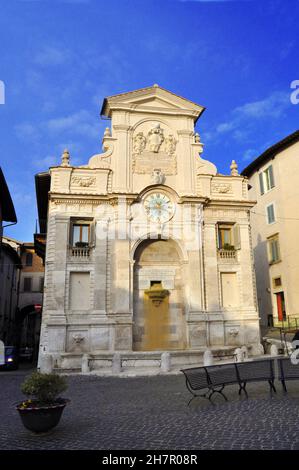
top-left (144, 193), bottom-right (174, 223)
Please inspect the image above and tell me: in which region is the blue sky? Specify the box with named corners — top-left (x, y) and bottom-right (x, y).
top-left (1, 0), bottom-right (299, 240)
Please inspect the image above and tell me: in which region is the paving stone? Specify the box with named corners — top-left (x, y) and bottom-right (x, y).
top-left (1, 368), bottom-right (299, 449)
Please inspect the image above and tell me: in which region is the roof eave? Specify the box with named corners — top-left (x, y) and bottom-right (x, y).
top-left (242, 130), bottom-right (299, 177)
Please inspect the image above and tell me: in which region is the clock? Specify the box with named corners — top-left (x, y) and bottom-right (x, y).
top-left (144, 192), bottom-right (174, 223)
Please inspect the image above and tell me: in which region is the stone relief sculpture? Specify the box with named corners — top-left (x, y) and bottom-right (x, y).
top-left (132, 123), bottom-right (177, 175)
top-left (72, 333), bottom-right (85, 344)
top-left (71, 176), bottom-right (96, 187)
top-left (211, 182), bottom-right (232, 194)
top-left (151, 169), bottom-right (165, 184)
top-left (147, 124), bottom-right (164, 152)
top-left (133, 132), bottom-right (146, 154)
top-left (164, 134), bottom-right (177, 155)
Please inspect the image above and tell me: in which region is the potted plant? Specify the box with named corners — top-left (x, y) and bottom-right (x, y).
top-left (75, 241), bottom-right (89, 248)
top-left (16, 372), bottom-right (68, 433)
top-left (223, 243), bottom-right (235, 251)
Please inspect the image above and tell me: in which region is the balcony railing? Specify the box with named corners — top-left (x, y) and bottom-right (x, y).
top-left (69, 245), bottom-right (90, 258)
top-left (218, 248), bottom-right (237, 261)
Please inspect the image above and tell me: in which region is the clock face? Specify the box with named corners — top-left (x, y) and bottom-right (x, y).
top-left (144, 193), bottom-right (174, 223)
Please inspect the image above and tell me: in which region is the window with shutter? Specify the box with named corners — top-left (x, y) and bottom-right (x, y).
top-left (267, 234), bottom-right (280, 264)
top-left (268, 165), bottom-right (275, 188)
top-left (259, 165), bottom-right (275, 195)
top-left (266, 204), bottom-right (275, 224)
top-left (259, 172), bottom-right (264, 195)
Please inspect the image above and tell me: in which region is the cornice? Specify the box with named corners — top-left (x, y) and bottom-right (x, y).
top-left (206, 199), bottom-right (256, 209)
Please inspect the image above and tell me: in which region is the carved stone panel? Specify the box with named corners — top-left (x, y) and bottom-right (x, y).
top-left (211, 182), bottom-right (233, 196)
top-left (132, 122), bottom-right (177, 175)
top-left (71, 176), bottom-right (96, 188)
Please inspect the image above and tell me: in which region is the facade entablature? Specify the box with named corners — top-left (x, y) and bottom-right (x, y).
top-left (49, 166), bottom-right (112, 195)
top-left (197, 174), bottom-right (250, 201)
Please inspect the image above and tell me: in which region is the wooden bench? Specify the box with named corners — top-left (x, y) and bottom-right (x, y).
top-left (181, 359), bottom-right (276, 404)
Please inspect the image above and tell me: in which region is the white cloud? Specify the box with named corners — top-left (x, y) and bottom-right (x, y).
top-left (33, 155), bottom-right (59, 168)
top-left (45, 109), bottom-right (100, 138)
top-left (233, 91), bottom-right (289, 119)
top-left (34, 46), bottom-right (71, 67)
top-left (215, 91), bottom-right (290, 139)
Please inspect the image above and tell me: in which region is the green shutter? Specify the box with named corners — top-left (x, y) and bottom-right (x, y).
top-left (259, 172), bottom-right (264, 195)
top-left (267, 204), bottom-right (275, 224)
top-left (268, 165), bottom-right (275, 189)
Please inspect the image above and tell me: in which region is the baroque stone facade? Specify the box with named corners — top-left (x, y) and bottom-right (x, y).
top-left (38, 85), bottom-right (260, 371)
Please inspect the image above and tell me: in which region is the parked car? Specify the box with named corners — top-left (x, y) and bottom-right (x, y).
top-left (0, 346), bottom-right (19, 370)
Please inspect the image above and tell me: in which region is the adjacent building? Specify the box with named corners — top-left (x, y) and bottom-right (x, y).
top-left (242, 130), bottom-right (299, 328)
top-left (0, 168), bottom-right (19, 346)
top-left (3, 237), bottom-right (44, 358)
top-left (0, 242), bottom-right (21, 345)
top-left (36, 85), bottom-right (261, 372)
top-left (0, 167), bottom-right (17, 245)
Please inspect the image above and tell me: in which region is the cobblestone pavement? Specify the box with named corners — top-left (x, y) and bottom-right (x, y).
top-left (1, 369), bottom-right (299, 450)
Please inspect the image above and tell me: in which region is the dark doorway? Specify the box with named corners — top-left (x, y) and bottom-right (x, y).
top-left (275, 292), bottom-right (286, 322)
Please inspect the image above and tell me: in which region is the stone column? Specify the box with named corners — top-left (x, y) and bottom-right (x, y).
top-left (203, 222), bottom-right (220, 311)
top-left (46, 215), bottom-right (69, 353)
top-left (112, 123), bottom-right (131, 193)
top-left (93, 218), bottom-right (108, 315)
top-left (203, 221), bottom-right (224, 346)
top-left (109, 204), bottom-right (133, 350)
top-left (177, 129), bottom-right (195, 195)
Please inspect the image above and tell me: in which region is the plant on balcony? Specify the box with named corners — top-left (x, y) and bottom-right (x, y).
top-left (222, 243), bottom-right (235, 251)
top-left (16, 372), bottom-right (69, 433)
top-left (75, 241), bottom-right (89, 248)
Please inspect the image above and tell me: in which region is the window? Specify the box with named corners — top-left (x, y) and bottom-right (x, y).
top-left (70, 219), bottom-right (93, 247)
top-left (218, 226), bottom-right (232, 248)
top-left (268, 234), bottom-right (280, 264)
top-left (23, 277), bottom-right (32, 292)
top-left (39, 277), bottom-right (44, 292)
top-left (259, 164), bottom-right (275, 195)
top-left (72, 224), bottom-right (90, 246)
top-left (273, 277), bottom-right (282, 288)
top-left (25, 252), bottom-right (33, 266)
top-left (217, 224), bottom-right (240, 250)
top-left (266, 204), bottom-right (276, 224)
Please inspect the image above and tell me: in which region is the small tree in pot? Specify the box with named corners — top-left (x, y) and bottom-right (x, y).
top-left (16, 372), bottom-right (69, 433)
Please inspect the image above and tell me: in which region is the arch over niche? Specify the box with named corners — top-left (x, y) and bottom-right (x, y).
top-left (131, 235), bottom-right (188, 264)
top-left (131, 117), bottom-right (177, 135)
top-left (133, 238), bottom-right (187, 352)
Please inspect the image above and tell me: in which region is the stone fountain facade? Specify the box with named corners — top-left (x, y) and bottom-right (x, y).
top-left (38, 85), bottom-right (261, 372)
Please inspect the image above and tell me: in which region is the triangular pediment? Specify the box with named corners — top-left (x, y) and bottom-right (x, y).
top-left (101, 85), bottom-right (205, 121)
top-left (129, 95), bottom-right (183, 110)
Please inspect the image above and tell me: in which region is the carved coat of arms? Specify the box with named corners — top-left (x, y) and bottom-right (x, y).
top-left (132, 123), bottom-right (177, 175)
